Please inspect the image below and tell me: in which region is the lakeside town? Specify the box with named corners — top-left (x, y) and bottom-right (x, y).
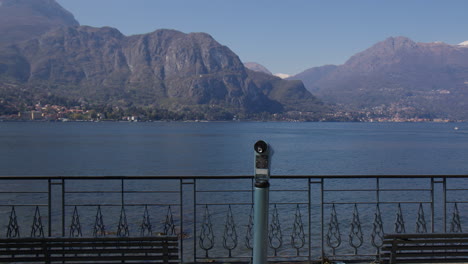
top-left (0, 102), bottom-right (459, 122)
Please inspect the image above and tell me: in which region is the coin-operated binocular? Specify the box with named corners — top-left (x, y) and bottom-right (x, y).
top-left (254, 140), bottom-right (273, 184)
top-left (253, 140), bottom-right (273, 264)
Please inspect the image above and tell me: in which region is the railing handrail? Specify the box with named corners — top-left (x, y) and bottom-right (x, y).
top-left (0, 174), bottom-right (467, 180)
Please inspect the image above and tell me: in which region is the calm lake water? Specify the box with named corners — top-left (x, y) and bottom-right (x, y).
top-left (1, 121), bottom-right (468, 259)
top-left (1, 121), bottom-right (468, 176)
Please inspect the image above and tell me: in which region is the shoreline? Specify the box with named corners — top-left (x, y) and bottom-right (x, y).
top-left (0, 119), bottom-right (466, 123)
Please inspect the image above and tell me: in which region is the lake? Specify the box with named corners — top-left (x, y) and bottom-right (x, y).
top-left (1, 121), bottom-right (468, 260)
top-left (1, 121), bottom-right (468, 176)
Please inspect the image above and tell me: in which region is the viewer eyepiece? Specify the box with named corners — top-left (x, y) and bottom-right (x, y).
top-left (254, 140), bottom-right (268, 154)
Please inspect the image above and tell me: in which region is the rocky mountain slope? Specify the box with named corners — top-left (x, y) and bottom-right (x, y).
top-left (290, 37), bottom-right (468, 120)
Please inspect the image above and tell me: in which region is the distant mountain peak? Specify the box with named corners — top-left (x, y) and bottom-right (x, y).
top-left (0, 0), bottom-right (79, 45)
top-left (244, 62), bottom-right (272, 75)
top-left (0, 0), bottom-right (78, 25)
top-left (378, 36), bottom-right (417, 50)
top-left (292, 36), bottom-right (468, 120)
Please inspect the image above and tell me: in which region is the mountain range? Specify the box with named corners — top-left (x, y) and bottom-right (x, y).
top-left (2, 0), bottom-right (468, 121)
top-left (290, 37), bottom-right (468, 120)
top-left (0, 0), bottom-right (324, 120)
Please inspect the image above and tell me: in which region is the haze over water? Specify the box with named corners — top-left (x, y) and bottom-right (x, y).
top-left (1, 122), bottom-right (468, 176)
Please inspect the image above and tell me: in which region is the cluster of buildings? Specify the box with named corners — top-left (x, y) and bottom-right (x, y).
top-left (16, 104), bottom-right (86, 121)
top-left (8, 103), bottom-right (141, 122)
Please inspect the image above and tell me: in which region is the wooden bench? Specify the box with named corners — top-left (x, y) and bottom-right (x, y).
top-left (0, 236), bottom-right (179, 263)
top-left (381, 233), bottom-right (468, 264)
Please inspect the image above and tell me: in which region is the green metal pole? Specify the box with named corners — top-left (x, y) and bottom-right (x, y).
top-left (253, 180), bottom-right (269, 264)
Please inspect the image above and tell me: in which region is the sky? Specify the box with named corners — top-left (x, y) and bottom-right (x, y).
top-left (57, 0), bottom-right (468, 76)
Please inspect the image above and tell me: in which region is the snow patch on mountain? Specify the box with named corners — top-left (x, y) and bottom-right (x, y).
top-left (274, 73), bottom-right (291, 79)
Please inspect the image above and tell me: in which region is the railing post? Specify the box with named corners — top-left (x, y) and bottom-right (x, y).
top-left (443, 177), bottom-right (447, 233)
top-left (431, 177), bottom-right (435, 233)
top-left (376, 177), bottom-right (381, 259)
top-left (180, 178), bottom-right (195, 263)
top-left (48, 178), bottom-right (52, 237)
top-left (179, 178), bottom-right (184, 263)
top-left (193, 178), bottom-right (197, 263)
top-left (48, 178), bottom-right (65, 237)
top-left (121, 178), bottom-right (124, 207)
top-left (376, 177), bottom-right (380, 204)
top-left (431, 177), bottom-right (446, 232)
top-left (321, 178), bottom-right (325, 263)
top-left (61, 178), bottom-right (65, 237)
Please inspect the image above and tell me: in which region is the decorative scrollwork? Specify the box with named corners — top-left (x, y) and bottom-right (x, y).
top-left (7, 206), bottom-right (20, 238)
top-left (222, 205), bottom-right (238, 257)
top-left (117, 206), bottom-right (129, 237)
top-left (164, 206), bottom-right (176, 236)
top-left (69, 206), bottom-right (82, 237)
top-left (140, 205), bottom-right (152, 236)
top-left (199, 205), bottom-right (215, 258)
top-left (291, 204), bottom-right (305, 256)
top-left (371, 204), bottom-right (385, 250)
top-left (269, 204), bottom-right (283, 256)
top-left (450, 203), bottom-right (462, 233)
top-left (326, 204), bottom-right (341, 256)
top-left (394, 203), bottom-right (406, 233)
top-left (30, 206), bottom-right (44, 238)
top-left (416, 203), bottom-right (427, 233)
top-left (245, 205), bottom-right (254, 250)
top-left (348, 204), bottom-right (364, 255)
top-left (93, 205), bottom-right (106, 237)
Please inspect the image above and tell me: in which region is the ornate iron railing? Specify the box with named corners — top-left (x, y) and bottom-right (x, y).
top-left (0, 175), bottom-right (466, 263)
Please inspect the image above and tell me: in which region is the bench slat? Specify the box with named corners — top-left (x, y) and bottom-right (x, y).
top-left (389, 258), bottom-right (468, 264)
top-left (0, 248), bottom-right (178, 256)
top-left (0, 241), bottom-right (177, 248)
top-left (0, 255), bottom-right (179, 263)
top-left (393, 252), bottom-right (468, 258)
top-left (382, 245), bottom-right (468, 251)
top-left (0, 236), bottom-right (178, 243)
top-left (383, 238), bottom-right (468, 245)
top-left (384, 233), bottom-right (468, 239)
top-left (0, 236), bottom-right (179, 263)
top-left (45, 255), bottom-right (179, 262)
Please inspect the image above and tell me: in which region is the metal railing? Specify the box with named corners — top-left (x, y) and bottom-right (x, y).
top-left (0, 175), bottom-right (467, 263)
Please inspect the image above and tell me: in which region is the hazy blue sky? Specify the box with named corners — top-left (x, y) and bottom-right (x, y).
top-left (57, 0), bottom-right (468, 75)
